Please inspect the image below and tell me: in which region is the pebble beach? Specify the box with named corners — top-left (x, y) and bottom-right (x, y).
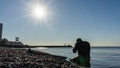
top-left (0, 48), bottom-right (77, 68)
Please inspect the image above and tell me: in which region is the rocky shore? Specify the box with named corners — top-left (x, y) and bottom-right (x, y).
top-left (0, 47), bottom-right (78, 68)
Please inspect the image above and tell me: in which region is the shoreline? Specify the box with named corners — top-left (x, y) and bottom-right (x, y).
top-left (0, 44), bottom-right (72, 48)
top-left (0, 47), bottom-right (78, 68)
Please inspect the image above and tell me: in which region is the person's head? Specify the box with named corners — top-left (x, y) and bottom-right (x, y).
top-left (76, 38), bottom-right (82, 43)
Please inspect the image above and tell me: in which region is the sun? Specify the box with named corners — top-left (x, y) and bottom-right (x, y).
top-left (30, 4), bottom-right (49, 21)
top-left (26, 1), bottom-right (52, 23)
top-left (32, 6), bottom-right (47, 19)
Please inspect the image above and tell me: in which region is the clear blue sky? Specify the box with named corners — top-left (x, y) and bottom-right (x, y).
top-left (0, 0), bottom-right (120, 46)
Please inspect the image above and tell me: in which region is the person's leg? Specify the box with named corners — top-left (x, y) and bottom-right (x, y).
top-left (85, 57), bottom-right (91, 67)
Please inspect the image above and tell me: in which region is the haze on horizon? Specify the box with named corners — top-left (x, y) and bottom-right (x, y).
top-left (0, 0), bottom-right (120, 46)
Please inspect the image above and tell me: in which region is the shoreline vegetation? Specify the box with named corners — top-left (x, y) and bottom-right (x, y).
top-left (0, 47), bottom-right (78, 68)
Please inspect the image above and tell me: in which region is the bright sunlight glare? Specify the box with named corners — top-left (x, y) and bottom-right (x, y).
top-left (29, 2), bottom-right (49, 22)
top-left (26, 1), bottom-right (53, 24)
top-left (32, 6), bottom-right (47, 19)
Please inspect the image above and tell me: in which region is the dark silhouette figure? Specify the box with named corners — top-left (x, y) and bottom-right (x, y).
top-left (71, 38), bottom-right (91, 67)
top-left (27, 48), bottom-right (32, 53)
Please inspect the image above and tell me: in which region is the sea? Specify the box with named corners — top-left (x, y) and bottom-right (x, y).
top-left (31, 47), bottom-right (120, 68)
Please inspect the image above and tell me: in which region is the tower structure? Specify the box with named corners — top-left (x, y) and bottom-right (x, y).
top-left (15, 37), bottom-right (19, 41)
top-left (0, 23), bottom-right (3, 40)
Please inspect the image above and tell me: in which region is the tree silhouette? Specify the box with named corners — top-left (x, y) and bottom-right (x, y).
top-left (0, 38), bottom-right (9, 45)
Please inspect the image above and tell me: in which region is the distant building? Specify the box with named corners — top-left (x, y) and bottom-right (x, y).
top-left (0, 23), bottom-right (24, 46)
top-left (8, 41), bottom-right (23, 46)
top-left (7, 37), bottom-right (23, 46)
top-left (5, 37), bottom-right (23, 46)
top-left (0, 23), bottom-right (3, 40)
top-left (15, 37), bottom-right (19, 41)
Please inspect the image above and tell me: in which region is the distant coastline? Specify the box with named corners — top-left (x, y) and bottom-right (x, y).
top-left (0, 44), bottom-right (72, 48)
top-left (92, 46), bottom-right (120, 48)
top-left (0, 44), bottom-right (120, 48)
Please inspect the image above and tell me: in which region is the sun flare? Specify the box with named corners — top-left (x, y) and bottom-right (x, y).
top-left (32, 6), bottom-right (47, 19)
top-left (29, 3), bottom-right (49, 21)
top-left (27, 1), bottom-right (52, 23)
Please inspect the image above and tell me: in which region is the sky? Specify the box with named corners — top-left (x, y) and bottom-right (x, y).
top-left (0, 0), bottom-right (120, 46)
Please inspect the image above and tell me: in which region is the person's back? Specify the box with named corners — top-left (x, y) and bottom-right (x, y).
top-left (77, 41), bottom-right (90, 57)
top-left (72, 38), bottom-right (91, 67)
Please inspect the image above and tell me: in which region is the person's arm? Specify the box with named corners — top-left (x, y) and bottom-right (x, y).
top-left (73, 44), bottom-right (78, 53)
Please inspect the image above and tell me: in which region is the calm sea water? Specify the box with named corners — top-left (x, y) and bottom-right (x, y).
top-left (32, 47), bottom-right (120, 68)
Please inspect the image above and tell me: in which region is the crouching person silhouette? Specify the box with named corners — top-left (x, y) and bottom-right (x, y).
top-left (71, 38), bottom-right (91, 67)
